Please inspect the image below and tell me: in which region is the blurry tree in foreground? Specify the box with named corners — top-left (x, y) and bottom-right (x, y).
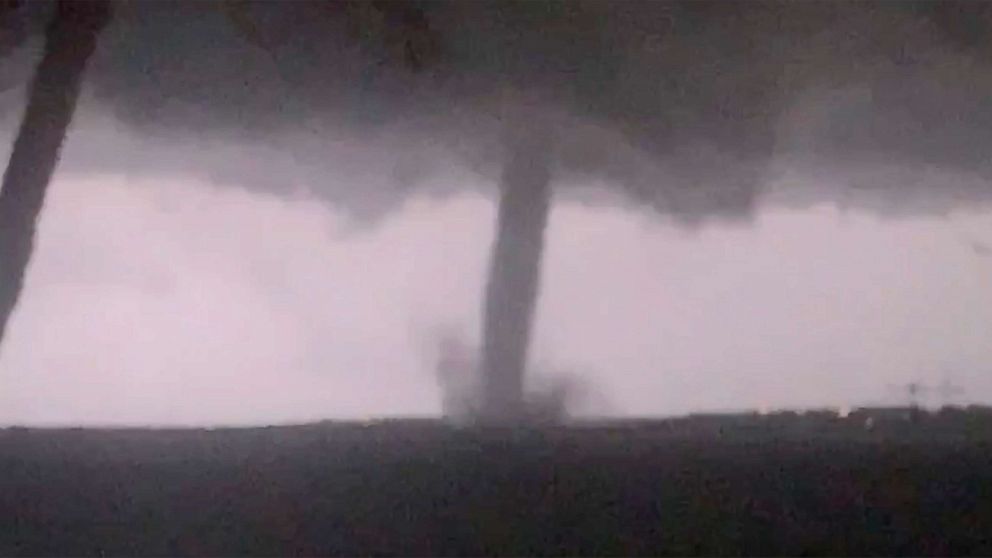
top-left (0, 0), bottom-right (111, 351)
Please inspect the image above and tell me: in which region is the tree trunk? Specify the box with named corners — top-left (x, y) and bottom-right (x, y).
top-left (0, 1), bottom-right (110, 349)
top-left (479, 118), bottom-right (553, 423)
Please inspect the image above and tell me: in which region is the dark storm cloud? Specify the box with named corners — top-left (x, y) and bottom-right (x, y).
top-left (5, 1), bottom-right (990, 221)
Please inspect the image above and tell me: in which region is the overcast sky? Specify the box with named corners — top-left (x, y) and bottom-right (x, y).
top-left (1, 164), bottom-right (991, 426)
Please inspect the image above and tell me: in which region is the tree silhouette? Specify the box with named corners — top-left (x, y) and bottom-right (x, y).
top-left (0, 1), bottom-right (112, 349)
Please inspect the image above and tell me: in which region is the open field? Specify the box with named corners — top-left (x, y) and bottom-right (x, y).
top-left (2, 409), bottom-right (992, 555)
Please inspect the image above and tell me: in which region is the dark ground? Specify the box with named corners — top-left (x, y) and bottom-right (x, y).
top-left (2, 408), bottom-right (992, 556)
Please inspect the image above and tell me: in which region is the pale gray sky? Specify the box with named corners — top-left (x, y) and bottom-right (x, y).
top-left (1, 170), bottom-right (991, 426)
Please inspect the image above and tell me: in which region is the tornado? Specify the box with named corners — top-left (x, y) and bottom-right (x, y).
top-left (0, 1), bottom-right (111, 350)
top-left (479, 114), bottom-right (553, 423)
